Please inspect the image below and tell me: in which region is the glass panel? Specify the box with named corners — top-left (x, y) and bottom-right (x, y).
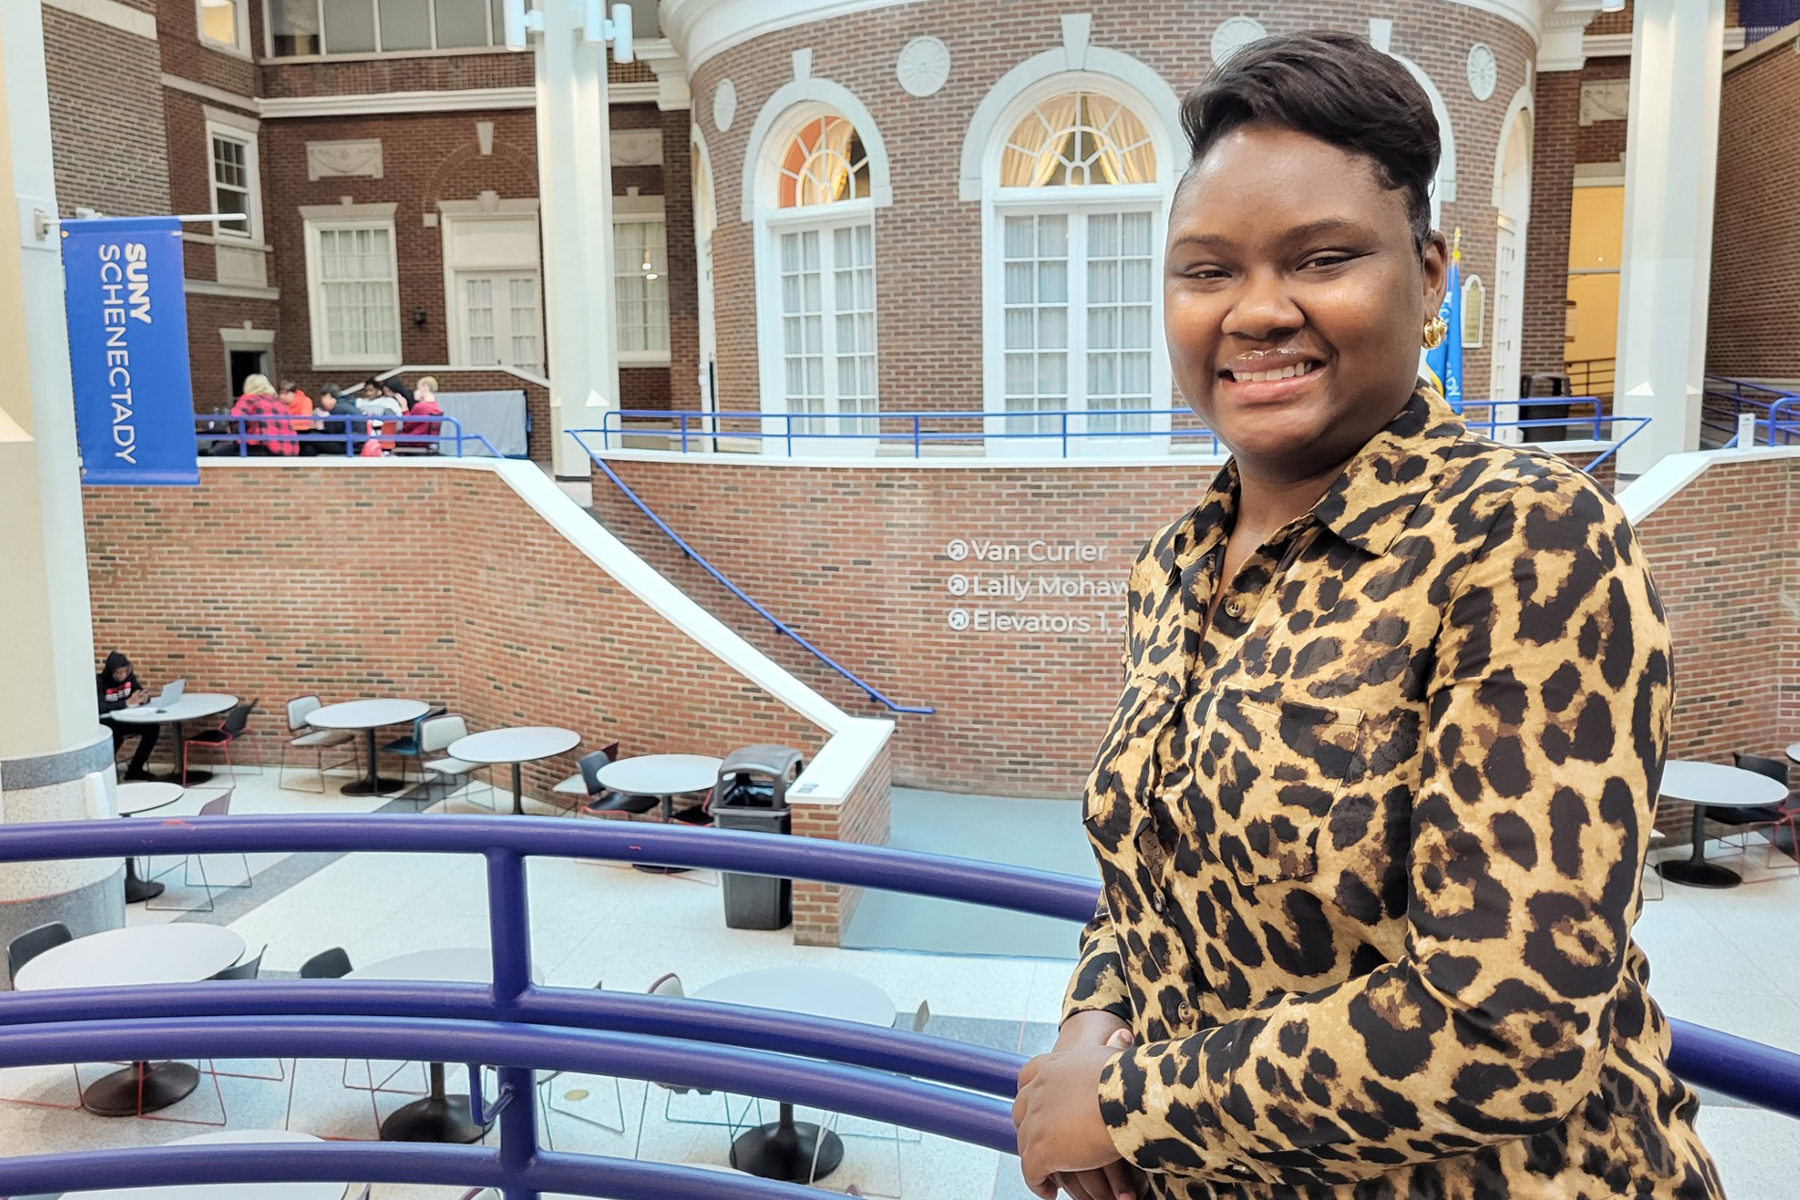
top-left (777, 115), bottom-right (871, 209)
top-left (434, 0), bottom-right (489, 47)
top-left (318, 226), bottom-right (396, 360)
top-left (269, 0), bottom-right (321, 55)
top-left (378, 0), bottom-right (431, 51)
top-left (322, 0), bottom-right (377, 53)
top-left (999, 91), bottom-right (1158, 188)
top-left (1081, 208), bottom-right (1157, 435)
top-left (199, 0), bottom-right (239, 47)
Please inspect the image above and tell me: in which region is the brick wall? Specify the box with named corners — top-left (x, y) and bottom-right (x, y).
top-left (693, 0), bottom-right (1533, 416)
top-left (791, 738), bottom-right (892, 946)
top-left (260, 108), bottom-right (541, 382)
top-left (1630, 454), bottom-right (1798, 838)
top-left (593, 439), bottom-right (1636, 798)
top-left (186, 293), bottom-right (284, 409)
top-left (1522, 72), bottom-right (1578, 378)
top-left (43, 8), bottom-right (169, 216)
top-left (156, 0), bottom-right (257, 96)
top-left (1708, 37), bottom-right (1800, 378)
top-left (83, 462), bottom-right (885, 943)
top-left (1574, 57), bottom-right (1631, 167)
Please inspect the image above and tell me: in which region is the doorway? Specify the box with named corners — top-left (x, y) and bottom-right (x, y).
top-left (228, 348), bottom-right (270, 401)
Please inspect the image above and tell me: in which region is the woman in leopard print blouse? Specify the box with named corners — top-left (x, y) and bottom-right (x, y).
top-left (1011, 30), bottom-right (1722, 1200)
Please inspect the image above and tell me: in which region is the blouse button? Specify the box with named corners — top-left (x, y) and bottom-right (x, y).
top-left (1225, 599), bottom-right (1245, 619)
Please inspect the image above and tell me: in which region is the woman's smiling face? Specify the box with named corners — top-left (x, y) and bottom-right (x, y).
top-left (1164, 123), bottom-right (1447, 480)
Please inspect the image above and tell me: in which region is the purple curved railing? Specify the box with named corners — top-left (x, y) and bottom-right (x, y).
top-left (0, 815), bottom-right (1795, 1200)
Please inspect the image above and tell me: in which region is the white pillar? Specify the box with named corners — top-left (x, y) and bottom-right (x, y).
top-left (1614, 0), bottom-right (1725, 474)
top-left (536, 0), bottom-right (620, 479)
top-left (0, 0), bottom-right (126, 963)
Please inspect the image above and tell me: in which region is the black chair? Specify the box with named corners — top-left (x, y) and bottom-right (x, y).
top-left (383, 704), bottom-right (450, 784)
top-left (557, 744), bottom-right (620, 815)
top-left (211, 945), bottom-right (266, 981)
top-left (6, 921), bottom-right (71, 983)
top-left (182, 699), bottom-right (262, 785)
top-left (299, 946), bottom-right (352, 979)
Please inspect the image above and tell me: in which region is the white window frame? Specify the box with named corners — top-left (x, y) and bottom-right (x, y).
top-left (756, 201), bottom-right (879, 455)
top-left (262, 0), bottom-right (501, 59)
top-left (612, 198), bottom-right (672, 367)
top-left (978, 74), bottom-right (1175, 456)
top-left (437, 199), bottom-right (543, 375)
top-left (198, 0), bottom-right (250, 55)
top-left (301, 203), bottom-right (402, 369)
top-left (205, 120), bottom-right (263, 243)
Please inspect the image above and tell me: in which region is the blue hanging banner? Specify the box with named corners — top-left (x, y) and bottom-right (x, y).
top-left (61, 216), bottom-right (199, 486)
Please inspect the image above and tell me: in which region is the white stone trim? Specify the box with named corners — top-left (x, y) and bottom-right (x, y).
top-left (738, 70), bottom-right (893, 221)
top-left (1619, 445), bottom-right (1800, 523)
top-left (1437, 0), bottom-right (1541, 40)
top-left (299, 201), bottom-right (398, 220)
top-left (162, 73), bottom-right (259, 113)
top-left (663, 0), bottom-right (921, 73)
top-left (202, 103), bottom-right (259, 133)
top-left (1491, 85), bottom-right (1533, 208)
top-left (956, 44), bottom-right (1183, 202)
top-left (1588, 26), bottom-right (1744, 60)
top-left (42, 0), bottom-right (156, 40)
top-left (260, 82), bottom-right (661, 119)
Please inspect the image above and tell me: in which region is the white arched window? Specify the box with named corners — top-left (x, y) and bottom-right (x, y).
top-left (985, 86), bottom-right (1168, 453)
top-left (757, 110), bottom-right (878, 449)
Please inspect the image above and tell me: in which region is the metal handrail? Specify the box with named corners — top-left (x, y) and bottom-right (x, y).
top-left (194, 411), bottom-right (503, 458)
top-left (0, 814), bottom-right (1796, 1199)
top-left (569, 432), bottom-right (934, 715)
top-left (585, 399), bottom-right (1637, 467)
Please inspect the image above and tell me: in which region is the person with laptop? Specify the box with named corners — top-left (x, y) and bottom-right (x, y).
top-left (97, 650), bottom-right (158, 780)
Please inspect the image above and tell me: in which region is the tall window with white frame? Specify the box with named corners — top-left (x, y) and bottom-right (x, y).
top-left (613, 210), bottom-right (671, 365)
top-left (763, 112), bottom-right (877, 448)
top-left (306, 218), bottom-right (401, 367)
top-left (208, 126), bottom-right (260, 241)
top-left (991, 89), bottom-right (1160, 450)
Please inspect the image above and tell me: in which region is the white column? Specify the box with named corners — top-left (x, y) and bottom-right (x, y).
top-left (1, 0), bottom-right (125, 956)
top-left (1614, 0), bottom-right (1725, 474)
top-left (0, 0), bottom-right (106, 758)
top-left (536, 0), bottom-right (620, 479)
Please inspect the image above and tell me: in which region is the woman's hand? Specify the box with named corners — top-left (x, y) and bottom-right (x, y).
top-left (1015, 1024), bottom-right (1141, 1200)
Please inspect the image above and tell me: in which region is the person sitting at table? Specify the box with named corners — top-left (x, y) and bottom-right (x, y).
top-left (314, 388), bottom-right (366, 456)
top-left (356, 379), bottom-right (406, 420)
top-left (97, 650), bottom-right (157, 780)
top-left (278, 379), bottom-right (317, 445)
top-left (397, 378), bottom-right (445, 453)
top-left (229, 374), bottom-right (299, 456)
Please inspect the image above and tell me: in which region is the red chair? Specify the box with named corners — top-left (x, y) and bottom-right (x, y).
top-left (1724, 752), bottom-right (1800, 879)
top-left (182, 699), bottom-right (261, 785)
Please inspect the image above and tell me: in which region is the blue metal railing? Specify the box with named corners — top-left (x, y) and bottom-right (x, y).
top-left (1702, 375), bottom-right (1800, 447)
top-left (568, 432), bottom-right (933, 716)
top-left (0, 814), bottom-right (1797, 1199)
top-left (195, 412), bottom-right (503, 459)
top-left (584, 400), bottom-right (1642, 469)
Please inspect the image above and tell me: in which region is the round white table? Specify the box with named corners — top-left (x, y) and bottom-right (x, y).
top-left (345, 948), bottom-right (540, 1144)
top-left (13, 924), bottom-right (246, 1116)
top-left (1786, 742), bottom-right (1800, 765)
top-left (116, 781), bottom-right (184, 903)
top-left (692, 967), bottom-right (896, 1182)
top-left (1656, 759), bottom-right (1789, 889)
top-left (64, 1130), bottom-right (347, 1199)
top-left (596, 754), bottom-right (722, 821)
top-left (306, 699), bottom-right (430, 795)
top-left (448, 726), bottom-right (581, 815)
top-left (106, 693), bottom-right (237, 784)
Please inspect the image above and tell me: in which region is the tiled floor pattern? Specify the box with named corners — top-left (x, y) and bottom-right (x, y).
top-left (2, 766), bottom-right (1798, 1198)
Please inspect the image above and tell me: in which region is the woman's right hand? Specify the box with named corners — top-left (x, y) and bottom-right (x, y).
top-left (1047, 1019), bottom-right (1142, 1200)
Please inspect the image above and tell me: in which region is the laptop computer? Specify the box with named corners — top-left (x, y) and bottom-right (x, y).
top-left (149, 679), bottom-right (185, 712)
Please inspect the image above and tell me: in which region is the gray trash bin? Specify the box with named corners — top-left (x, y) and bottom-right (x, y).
top-left (710, 745), bottom-right (805, 931)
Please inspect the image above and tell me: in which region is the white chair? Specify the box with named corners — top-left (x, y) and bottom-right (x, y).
top-left (279, 695), bottom-right (356, 793)
top-left (538, 979), bottom-right (628, 1147)
top-left (809, 999), bottom-right (932, 1197)
top-left (420, 713), bottom-right (491, 811)
top-left (632, 973), bottom-right (754, 1159)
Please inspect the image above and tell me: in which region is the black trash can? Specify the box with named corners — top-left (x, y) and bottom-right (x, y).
top-left (1521, 371), bottom-right (1572, 444)
top-left (710, 745), bottom-right (805, 931)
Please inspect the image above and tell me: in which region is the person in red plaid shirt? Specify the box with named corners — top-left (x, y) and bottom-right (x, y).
top-left (229, 374), bottom-right (299, 456)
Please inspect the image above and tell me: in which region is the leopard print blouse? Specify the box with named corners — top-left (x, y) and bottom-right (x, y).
top-left (1064, 388), bottom-right (1722, 1199)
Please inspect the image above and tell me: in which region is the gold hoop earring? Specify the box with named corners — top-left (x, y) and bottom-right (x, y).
top-left (1422, 315), bottom-right (1448, 350)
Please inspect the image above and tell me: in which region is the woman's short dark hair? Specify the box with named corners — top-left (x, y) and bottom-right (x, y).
top-left (1180, 30), bottom-right (1441, 251)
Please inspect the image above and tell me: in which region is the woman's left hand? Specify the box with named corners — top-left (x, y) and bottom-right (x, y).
top-left (1014, 1034), bottom-right (1132, 1198)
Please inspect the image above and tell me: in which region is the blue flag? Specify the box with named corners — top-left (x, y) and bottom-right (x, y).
top-left (1425, 247), bottom-right (1463, 412)
top-left (61, 216), bottom-right (199, 485)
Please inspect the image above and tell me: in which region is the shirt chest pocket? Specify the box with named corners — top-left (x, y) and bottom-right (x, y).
top-left (1190, 688), bottom-right (1366, 887)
